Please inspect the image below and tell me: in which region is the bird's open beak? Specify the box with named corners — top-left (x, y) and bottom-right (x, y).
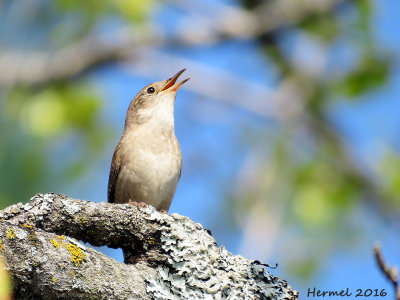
top-left (160, 69), bottom-right (190, 92)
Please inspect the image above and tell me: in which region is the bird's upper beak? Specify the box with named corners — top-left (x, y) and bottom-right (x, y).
top-left (160, 69), bottom-right (190, 92)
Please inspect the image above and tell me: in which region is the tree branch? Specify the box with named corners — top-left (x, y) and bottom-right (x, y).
top-left (373, 244), bottom-right (400, 300)
top-left (0, 193), bottom-right (298, 299)
top-left (0, 0), bottom-right (344, 88)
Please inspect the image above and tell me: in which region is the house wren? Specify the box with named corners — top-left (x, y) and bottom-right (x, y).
top-left (108, 69), bottom-right (189, 212)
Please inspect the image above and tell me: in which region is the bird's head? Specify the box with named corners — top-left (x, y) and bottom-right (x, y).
top-left (125, 69), bottom-right (189, 128)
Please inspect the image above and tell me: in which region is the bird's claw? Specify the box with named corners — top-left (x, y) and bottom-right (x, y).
top-left (128, 200), bottom-right (148, 208)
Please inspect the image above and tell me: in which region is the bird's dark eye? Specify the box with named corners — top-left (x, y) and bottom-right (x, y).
top-left (147, 87), bottom-right (155, 94)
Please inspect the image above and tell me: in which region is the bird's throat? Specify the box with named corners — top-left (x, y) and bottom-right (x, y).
top-left (136, 94), bottom-right (176, 132)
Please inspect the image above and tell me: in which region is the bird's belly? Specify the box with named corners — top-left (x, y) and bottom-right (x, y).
top-left (115, 146), bottom-right (181, 210)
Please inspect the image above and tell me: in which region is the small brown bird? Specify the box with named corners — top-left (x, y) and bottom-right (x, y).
top-left (108, 69), bottom-right (189, 211)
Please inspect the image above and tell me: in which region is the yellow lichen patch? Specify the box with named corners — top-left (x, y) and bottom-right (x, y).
top-left (144, 237), bottom-right (157, 250)
top-left (147, 238), bottom-right (156, 245)
top-left (21, 224), bottom-right (33, 229)
top-left (66, 243), bottom-right (87, 266)
top-left (78, 217), bottom-right (86, 224)
top-left (0, 239), bottom-right (4, 253)
top-left (28, 233), bottom-right (38, 246)
top-left (53, 235), bottom-right (66, 248)
top-left (51, 277), bottom-right (57, 283)
top-left (50, 238), bottom-right (60, 249)
top-left (6, 228), bottom-right (16, 239)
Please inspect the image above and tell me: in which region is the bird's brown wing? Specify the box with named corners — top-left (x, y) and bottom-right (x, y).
top-left (107, 144), bottom-right (121, 203)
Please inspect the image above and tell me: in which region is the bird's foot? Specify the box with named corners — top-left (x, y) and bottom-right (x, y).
top-left (128, 200), bottom-right (147, 208)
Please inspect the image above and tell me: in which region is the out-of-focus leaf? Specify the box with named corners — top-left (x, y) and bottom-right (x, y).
top-left (14, 84), bottom-right (101, 138)
top-left (336, 56), bottom-right (390, 97)
top-left (292, 160), bottom-right (360, 228)
top-left (60, 84), bottom-right (102, 131)
top-left (293, 184), bottom-right (335, 227)
top-left (0, 126), bottom-right (47, 208)
top-left (113, 0), bottom-right (156, 22)
top-left (354, 0), bottom-right (371, 33)
top-left (379, 151), bottom-right (400, 213)
top-left (299, 13), bottom-right (338, 42)
top-left (287, 257), bottom-right (320, 280)
top-left (20, 90), bottom-right (66, 138)
top-left (0, 82), bottom-right (108, 208)
top-left (0, 255), bottom-right (12, 300)
top-left (54, 0), bottom-right (157, 23)
top-left (55, 0), bottom-right (105, 16)
top-left (262, 43), bottom-right (291, 77)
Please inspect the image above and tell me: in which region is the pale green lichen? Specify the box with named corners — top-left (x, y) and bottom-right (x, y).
top-left (145, 208), bottom-right (297, 299)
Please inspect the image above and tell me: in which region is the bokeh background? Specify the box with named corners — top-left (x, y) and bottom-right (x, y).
top-left (1, 0), bottom-right (399, 297)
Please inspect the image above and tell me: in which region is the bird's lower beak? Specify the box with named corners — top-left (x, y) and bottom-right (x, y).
top-left (160, 69), bottom-right (190, 92)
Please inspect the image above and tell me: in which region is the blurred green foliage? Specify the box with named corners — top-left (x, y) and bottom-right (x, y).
top-left (235, 0), bottom-right (398, 280)
top-left (379, 150), bottom-right (400, 214)
top-left (55, 0), bottom-right (155, 22)
top-left (0, 82), bottom-right (109, 208)
top-left (337, 55), bottom-right (390, 97)
top-left (300, 13), bottom-right (338, 42)
top-left (0, 255), bottom-right (12, 300)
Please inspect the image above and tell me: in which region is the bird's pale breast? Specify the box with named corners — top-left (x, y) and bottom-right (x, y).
top-left (114, 127), bottom-right (182, 211)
